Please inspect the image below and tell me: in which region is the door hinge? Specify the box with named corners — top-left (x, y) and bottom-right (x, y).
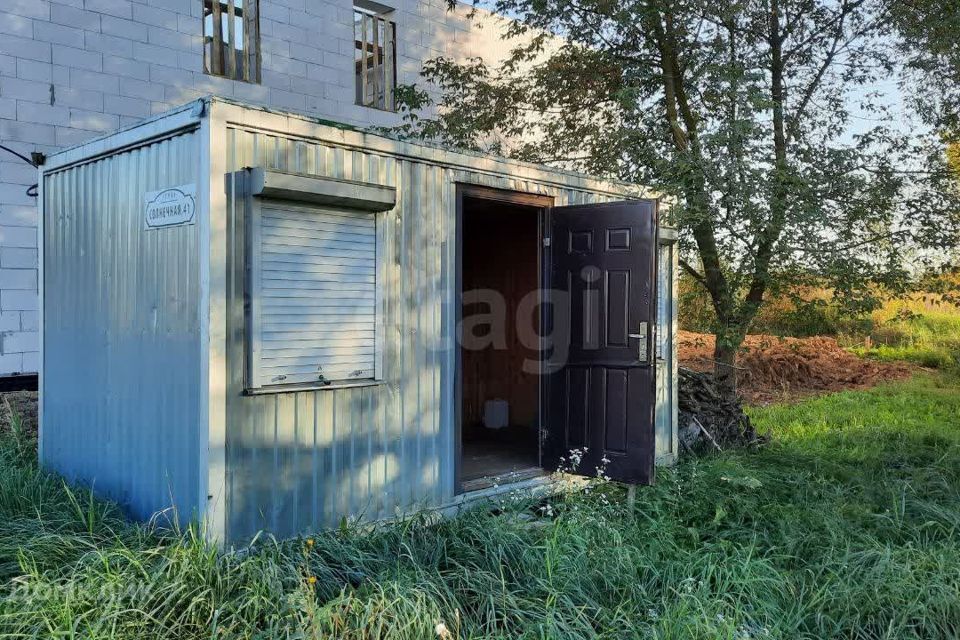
top-left (543, 236), bottom-right (551, 247)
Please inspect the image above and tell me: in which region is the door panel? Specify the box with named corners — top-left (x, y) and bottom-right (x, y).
top-left (544, 200), bottom-right (658, 484)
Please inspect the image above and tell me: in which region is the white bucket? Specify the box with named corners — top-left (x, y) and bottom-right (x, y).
top-left (483, 399), bottom-right (509, 429)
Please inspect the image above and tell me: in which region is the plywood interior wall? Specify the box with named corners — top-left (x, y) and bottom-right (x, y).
top-left (461, 197), bottom-right (540, 432)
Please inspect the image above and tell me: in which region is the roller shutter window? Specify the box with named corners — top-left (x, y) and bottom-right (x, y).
top-left (252, 202), bottom-right (378, 387)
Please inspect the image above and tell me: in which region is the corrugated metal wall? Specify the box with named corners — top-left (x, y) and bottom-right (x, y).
top-left (42, 129), bottom-right (203, 524)
top-left (221, 122), bottom-right (673, 541)
top-left (655, 239), bottom-right (678, 463)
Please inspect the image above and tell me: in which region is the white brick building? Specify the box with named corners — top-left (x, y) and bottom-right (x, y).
top-left (0, 0), bottom-right (512, 379)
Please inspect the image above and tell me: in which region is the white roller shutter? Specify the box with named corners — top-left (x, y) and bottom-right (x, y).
top-left (251, 201), bottom-right (378, 387)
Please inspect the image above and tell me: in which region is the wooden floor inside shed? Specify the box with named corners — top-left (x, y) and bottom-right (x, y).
top-left (461, 426), bottom-right (541, 487)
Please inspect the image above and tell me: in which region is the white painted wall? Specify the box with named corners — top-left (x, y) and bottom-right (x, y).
top-left (0, 0), bottom-right (518, 376)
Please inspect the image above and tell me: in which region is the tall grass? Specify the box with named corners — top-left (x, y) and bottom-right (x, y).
top-left (3, 373), bottom-right (960, 638)
top-left (845, 299), bottom-right (960, 370)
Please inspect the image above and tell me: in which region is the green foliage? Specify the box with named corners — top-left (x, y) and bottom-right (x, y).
top-left (394, 0), bottom-right (960, 380)
top-left (849, 308), bottom-right (960, 371)
top-left (679, 271), bottom-right (960, 370)
top-left (679, 275), bottom-right (873, 338)
top-left (892, 0), bottom-right (960, 137)
top-left (4, 373), bottom-right (960, 638)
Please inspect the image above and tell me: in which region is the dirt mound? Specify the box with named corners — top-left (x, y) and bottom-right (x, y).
top-left (679, 331), bottom-right (913, 404)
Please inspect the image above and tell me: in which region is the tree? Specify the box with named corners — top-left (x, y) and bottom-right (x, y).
top-left (891, 0), bottom-right (960, 135)
top-left (393, 0), bottom-right (960, 395)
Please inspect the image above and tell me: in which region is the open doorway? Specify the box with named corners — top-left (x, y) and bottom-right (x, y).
top-left (457, 188), bottom-right (551, 492)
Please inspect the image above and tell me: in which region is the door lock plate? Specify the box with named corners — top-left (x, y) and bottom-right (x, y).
top-left (629, 322), bottom-right (649, 361)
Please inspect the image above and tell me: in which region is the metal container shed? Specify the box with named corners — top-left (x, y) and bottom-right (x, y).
top-left (39, 97), bottom-right (678, 544)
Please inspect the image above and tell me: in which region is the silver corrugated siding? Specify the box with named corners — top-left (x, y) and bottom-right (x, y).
top-left (42, 129), bottom-right (203, 523)
top-left (219, 116), bottom-right (676, 541)
top-left (655, 239), bottom-right (679, 463)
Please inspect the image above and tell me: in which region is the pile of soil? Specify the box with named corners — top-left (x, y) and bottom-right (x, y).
top-left (678, 368), bottom-right (767, 454)
top-left (679, 331), bottom-right (913, 404)
top-left (0, 391), bottom-right (39, 438)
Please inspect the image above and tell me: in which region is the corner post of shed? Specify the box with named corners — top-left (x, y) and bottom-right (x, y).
top-left (201, 99), bottom-right (228, 544)
top-left (657, 223), bottom-right (680, 465)
top-left (36, 153), bottom-right (45, 466)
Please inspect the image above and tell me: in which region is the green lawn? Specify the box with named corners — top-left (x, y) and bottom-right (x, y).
top-left (2, 374), bottom-right (960, 639)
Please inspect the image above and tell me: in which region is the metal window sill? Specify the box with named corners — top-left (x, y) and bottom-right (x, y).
top-left (244, 380), bottom-right (386, 395)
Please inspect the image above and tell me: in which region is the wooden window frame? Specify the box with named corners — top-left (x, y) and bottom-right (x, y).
top-left (203, 0), bottom-right (261, 83)
top-left (354, 5), bottom-right (397, 111)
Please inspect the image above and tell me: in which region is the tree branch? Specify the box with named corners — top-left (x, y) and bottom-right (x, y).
top-left (788, 229), bottom-right (912, 254)
top-left (680, 258), bottom-right (708, 286)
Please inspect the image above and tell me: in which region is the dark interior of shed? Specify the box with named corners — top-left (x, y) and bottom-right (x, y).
top-left (460, 196), bottom-right (542, 488)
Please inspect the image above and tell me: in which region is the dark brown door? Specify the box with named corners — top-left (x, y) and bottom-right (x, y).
top-left (543, 200), bottom-right (658, 484)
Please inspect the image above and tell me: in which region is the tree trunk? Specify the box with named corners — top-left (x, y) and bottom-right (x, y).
top-left (713, 330), bottom-right (744, 396)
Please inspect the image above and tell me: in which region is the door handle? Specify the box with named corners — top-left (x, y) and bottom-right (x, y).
top-left (629, 321), bottom-right (649, 362)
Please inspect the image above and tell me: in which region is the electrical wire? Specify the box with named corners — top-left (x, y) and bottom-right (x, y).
top-left (0, 142), bottom-right (40, 198)
top-left (0, 143), bottom-right (37, 168)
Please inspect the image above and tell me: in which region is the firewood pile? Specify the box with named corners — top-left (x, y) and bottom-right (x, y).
top-left (677, 367), bottom-right (768, 455)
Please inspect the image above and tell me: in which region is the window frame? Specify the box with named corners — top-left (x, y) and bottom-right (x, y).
top-left (203, 0), bottom-right (262, 83)
top-left (244, 194), bottom-right (388, 394)
top-left (353, 3), bottom-right (397, 111)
